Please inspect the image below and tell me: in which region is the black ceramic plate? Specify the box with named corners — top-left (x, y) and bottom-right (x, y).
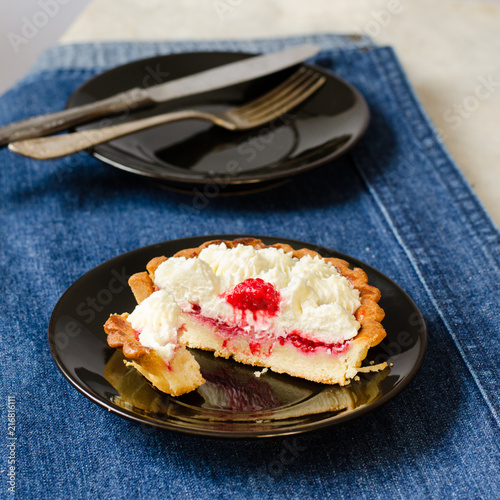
top-left (48, 235), bottom-right (426, 438)
top-left (66, 52), bottom-right (369, 193)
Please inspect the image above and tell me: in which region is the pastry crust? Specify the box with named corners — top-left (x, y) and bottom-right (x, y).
top-left (123, 238), bottom-right (387, 388)
top-left (104, 313), bottom-right (204, 397)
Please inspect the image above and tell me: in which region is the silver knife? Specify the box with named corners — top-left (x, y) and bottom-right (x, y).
top-left (0, 44), bottom-right (319, 147)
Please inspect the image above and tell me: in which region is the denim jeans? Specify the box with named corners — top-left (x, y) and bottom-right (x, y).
top-left (1, 35), bottom-right (498, 499)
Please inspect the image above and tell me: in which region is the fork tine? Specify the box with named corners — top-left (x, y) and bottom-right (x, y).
top-left (238, 71), bottom-right (324, 119)
top-left (233, 67), bottom-right (309, 114)
top-left (236, 69), bottom-right (317, 118)
top-left (238, 72), bottom-right (325, 124)
top-left (253, 77), bottom-right (325, 123)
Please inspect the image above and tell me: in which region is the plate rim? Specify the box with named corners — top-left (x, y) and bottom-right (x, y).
top-left (48, 234), bottom-right (427, 439)
top-left (66, 51), bottom-right (370, 186)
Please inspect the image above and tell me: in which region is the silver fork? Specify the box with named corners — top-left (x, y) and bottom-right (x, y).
top-left (9, 68), bottom-right (325, 160)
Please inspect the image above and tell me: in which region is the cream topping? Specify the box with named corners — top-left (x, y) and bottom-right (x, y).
top-left (127, 289), bottom-right (183, 361)
top-left (153, 243), bottom-right (361, 343)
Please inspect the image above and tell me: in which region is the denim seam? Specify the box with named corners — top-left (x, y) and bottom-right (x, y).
top-left (355, 162), bottom-right (500, 430)
top-left (369, 47), bottom-right (500, 278)
top-left (354, 48), bottom-right (500, 428)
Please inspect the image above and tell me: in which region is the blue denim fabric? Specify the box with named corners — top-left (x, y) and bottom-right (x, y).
top-left (1, 34), bottom-right (499, 499)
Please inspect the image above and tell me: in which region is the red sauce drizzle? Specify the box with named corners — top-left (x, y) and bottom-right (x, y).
top-left (249, 341), bottom-right (262, 355)
top-left (224, 278), bottom-right (281, 319)
top-left (189, 304), bottom-right (247, 337)
top-left (282, 330), bottom-right (349, 354)
top-left (188, 307), bottom-right (349, 356)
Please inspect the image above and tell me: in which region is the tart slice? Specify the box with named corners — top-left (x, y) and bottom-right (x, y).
top-left (104, 289), bottom-right (204, 397)
top-left (111, 238), bottom-right (386, 392)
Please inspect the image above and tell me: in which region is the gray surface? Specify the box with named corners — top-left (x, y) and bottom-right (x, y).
top-left (0, 0), bottom-right (90, 94)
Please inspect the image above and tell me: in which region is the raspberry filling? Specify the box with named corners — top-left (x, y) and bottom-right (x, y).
top-left (278, 331), bottom-right (349, 355)
top-left (186, 304), bottom-right (350, 356)
top-left (184, 279), bottom-right (350, 356)
top-left (224, 278), bottom-right (281, 317)
top-left (187, 308), bottom-right (247, 338)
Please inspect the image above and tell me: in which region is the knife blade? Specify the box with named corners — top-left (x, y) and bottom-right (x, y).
top-left (0, 44), bottom-right (319, 147)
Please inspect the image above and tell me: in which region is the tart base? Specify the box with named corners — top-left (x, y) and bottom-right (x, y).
top-left (181, 316), bottom-right (380, 386)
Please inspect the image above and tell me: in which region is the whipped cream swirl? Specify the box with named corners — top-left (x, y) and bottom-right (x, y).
top-left (153, 243), bottom-right (361, 343)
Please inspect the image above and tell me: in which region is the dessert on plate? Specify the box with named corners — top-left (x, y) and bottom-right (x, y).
top-left (104, 238), bottom-right (386, 396)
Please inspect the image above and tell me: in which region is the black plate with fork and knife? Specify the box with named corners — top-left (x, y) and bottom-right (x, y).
top-left (61, 51), bottom-right (369, 194)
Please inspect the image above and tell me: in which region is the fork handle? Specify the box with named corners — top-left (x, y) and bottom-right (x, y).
top-left (8, 109), bottom-right (215, 160)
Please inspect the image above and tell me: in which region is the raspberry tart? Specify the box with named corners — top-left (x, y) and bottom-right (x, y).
top-left (104, 238), bottom-right (386, 394)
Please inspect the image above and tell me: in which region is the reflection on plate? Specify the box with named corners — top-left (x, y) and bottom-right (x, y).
top-left (106, 349), bottom-right (390, 422)
top-left (66, 52), bottom-right (369, 193)
top-left (48, 235), bottom-right (426, 438)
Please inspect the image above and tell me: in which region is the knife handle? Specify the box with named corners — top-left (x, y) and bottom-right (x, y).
top-left (0, 88), bottom-right (156, 147)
